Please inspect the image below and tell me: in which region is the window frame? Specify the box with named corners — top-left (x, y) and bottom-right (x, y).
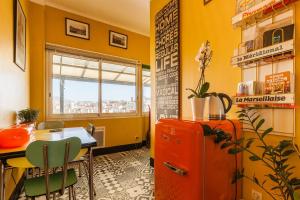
top-left (45, 48), bottom-right (142, 120)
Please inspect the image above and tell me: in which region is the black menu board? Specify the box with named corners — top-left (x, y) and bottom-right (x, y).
top-left (155, 0), bottom-right (180, 121)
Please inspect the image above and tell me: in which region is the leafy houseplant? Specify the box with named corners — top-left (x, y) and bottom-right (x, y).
top-left (187, 41), bottom-right (212, 120)
top-left (17, 108), bottom-right (39, 124)
top-left (203, 108), bottom-right (300, 200)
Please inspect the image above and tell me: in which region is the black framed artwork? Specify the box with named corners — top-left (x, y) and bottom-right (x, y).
top-left (14, 0), bottom-right (26, 71)
top-left (204, 0), bottom-right (212, 5)
top-left (109, 31), bottom-right (128, 49)
top-left (65, 18), bottom-right (90, 40)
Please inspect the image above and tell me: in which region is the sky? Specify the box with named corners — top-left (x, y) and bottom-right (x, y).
top-left (53, 79), bottom-right (151, 102)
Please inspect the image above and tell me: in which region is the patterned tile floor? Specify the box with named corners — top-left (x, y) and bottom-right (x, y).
top-left (18, 148), bottom-right (154, 200)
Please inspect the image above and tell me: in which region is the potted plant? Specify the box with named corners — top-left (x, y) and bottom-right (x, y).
top-left (203, 108), bottom-right (300, 200)
top-left (187, 40), bottom-right (212, 120)
top-left (17, 108), bottom-right (39, 125)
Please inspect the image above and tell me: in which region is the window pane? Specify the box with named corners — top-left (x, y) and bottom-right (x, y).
top-left (101, 62), bottom-right (137, 113)
top-left (63, 80), bottom-right (99, 114)
top-left (142, 68), bottom-right (151, 112)
top-left (52, 78), bottom-right (61, 114)
top-left (51, 53), bottom-right (99, 115)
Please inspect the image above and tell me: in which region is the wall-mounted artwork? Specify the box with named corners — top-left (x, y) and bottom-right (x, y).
top-left (109, 31), bottom-right (128, 49)
top-left (65, 18), bottom-right (90, 40)
top-left (14, 0), bottom-right (26, 71)
top-left (155, 0), bottom-right (180, 120)
top-left (204, 0), bottom-right (212, 5)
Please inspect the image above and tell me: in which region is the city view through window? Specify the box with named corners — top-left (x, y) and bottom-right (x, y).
top-left (50, 53), bottom-right (151, 115)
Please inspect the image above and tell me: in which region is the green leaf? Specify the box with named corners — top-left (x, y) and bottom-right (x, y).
top-left (266, 174), bottom-right (278, 183)
top-left (188, 94), bottom-right (195, 99)
top-left (249, 155), bottom-right (260, 161)
top-left (282, 149), bottom-right (295, 157)
top-left (262, 128), bottom-right (273, 138)
top-left (256, 119), bottom-right (265, 131)
top-left (290, 178), bottom-right (300, 186)
top-left (221, 142), bottom-right (233, 149)
top-left (199, 82), bottom-right (210, 97)
top-left (251, 115), bottom-right (260, 124)
top-left (186, 88), bottom-right (198, 97)
top-left (228, 148), bottom-right (243, 155)
top-left (203, 125), bottom-right (213, 136)
top-left (294, 192), bottom-right (300, 200)
top-left (246, 139), bottom-right (255, 148)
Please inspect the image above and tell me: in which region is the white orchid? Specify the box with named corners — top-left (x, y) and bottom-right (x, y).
top-left (187, 41), bottom-right (213, 99)
top-left (195, 40), bottom-right (213, 69)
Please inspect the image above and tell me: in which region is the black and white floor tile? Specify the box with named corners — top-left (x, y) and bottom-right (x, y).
top-left (18, 148), bottom-right (154, 200)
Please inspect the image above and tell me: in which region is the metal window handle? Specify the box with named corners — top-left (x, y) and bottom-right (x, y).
top-left (163, 162), bottom-right (188, 176)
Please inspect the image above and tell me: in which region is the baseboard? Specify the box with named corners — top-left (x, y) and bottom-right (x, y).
top-left (150, 157), bottom-right (154, 167)
top-left (93, 142), bottom-right (145, 156)
top-left (9, 174), bottom-right (25, 200)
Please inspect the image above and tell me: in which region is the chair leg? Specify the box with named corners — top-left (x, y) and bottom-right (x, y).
top-left (69, 187), bottom-right (72, 200)
top-left (71, 186), bottom-right (76, 200)
top-left (83, 161), bottom-right (96, 196)
top-left (78, 163), bottom-right (82, 177)
top-left (53, 193), bottom-right (56, 200)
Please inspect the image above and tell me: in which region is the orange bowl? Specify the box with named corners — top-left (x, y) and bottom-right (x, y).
top-left (0, 128), bottom-right (30, 148)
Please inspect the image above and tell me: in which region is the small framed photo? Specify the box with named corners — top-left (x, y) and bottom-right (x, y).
top-left (65, 18), bottom-right (90, 40)
top-left (14, 0), bottom-right (26, 71)
top-left (204, 0), bottom-right (212, 5)
top-left (109, 31), bottom-right (128, 49)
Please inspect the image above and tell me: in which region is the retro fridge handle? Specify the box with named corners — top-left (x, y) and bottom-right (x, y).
top-left (163, 162), bottom-right (188, 176)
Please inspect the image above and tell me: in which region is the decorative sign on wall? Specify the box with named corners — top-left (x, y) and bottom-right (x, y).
top-left (155, 0), bottom-right (180, 120)
top-left (233, 93), bottom-right (295, 105)
top-left (231, 39), bottom-right (294, 65)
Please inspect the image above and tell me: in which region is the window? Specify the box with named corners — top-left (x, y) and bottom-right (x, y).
top-left (47, 48), bottom-right (143, 119)
top-left (142, 65), bottom-right (151, 113)
top-left (101, 61), bottom-right (137, 113)
top-left (50, 53), bottom-right (99, 115)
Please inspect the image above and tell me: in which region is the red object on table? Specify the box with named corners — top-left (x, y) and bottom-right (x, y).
top-left (155, 119), bottom-right (242, 200)
top-left (0, 128), bottom-right (30, 148)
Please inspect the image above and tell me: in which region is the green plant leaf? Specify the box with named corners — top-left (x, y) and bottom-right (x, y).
top-left (221, 142), bottom-right (233, 149)
top-left (262, 128), bottom-right (273, 138)
top-left (228, 148), bottom-right (243, 155)
top-left (249, 155), bottom-right (260, 161)
top-left (255, 119), bottom-right (265, 131)
top-left (199, 82), bottom-right (210, 97)
top-left (282, 149), bottom-right (295, 157)
top-left (251, 115), bottom-right (260, 124)
top-left (186, 88), bottom-right (198, 97)
top-left (246, 138), bottom-right (255, 148)
top-left (203, 125), bottom-right (213, 136)
top-left (294, 192), bottom-right (300, 200)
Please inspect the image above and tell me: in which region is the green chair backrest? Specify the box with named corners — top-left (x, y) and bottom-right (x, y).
top-left (25, 137), bottom-right (81, 169)
top-left (37, 121), bottom-right (65, 130)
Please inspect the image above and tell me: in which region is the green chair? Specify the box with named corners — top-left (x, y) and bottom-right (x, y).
top-left (24, 137), bottom-right (81, 200)
top-left (37, 121), bottom-right (65, 130)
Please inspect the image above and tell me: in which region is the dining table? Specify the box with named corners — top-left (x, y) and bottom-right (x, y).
top-left (0, 127), bottom-right (97, 200)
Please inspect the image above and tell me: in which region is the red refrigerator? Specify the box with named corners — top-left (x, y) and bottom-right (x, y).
top-left (155, 119), bottom-right (242, 200)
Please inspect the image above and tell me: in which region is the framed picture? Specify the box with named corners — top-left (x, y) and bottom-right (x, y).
top-left (65, 18), bottom-right (90, 40)
top-left (109, 31), bottom-right (128, 49)
top-left (14, 0), bottom-right (26, 71)
top-left (204, 0), bottom-right (212, 5)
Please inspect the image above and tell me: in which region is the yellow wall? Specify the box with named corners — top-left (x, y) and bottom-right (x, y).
top-left (150, 0), bottom-right (300, 199)
top-left (30, 3), bottom-right (150, 147)
top-left (0, 0), bottom-right (30, 199)
top-left (0, 0), bottom-right (30, 128)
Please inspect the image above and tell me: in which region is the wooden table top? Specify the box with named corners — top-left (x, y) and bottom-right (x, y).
top-left (0, 127), bottom-right (97, 160)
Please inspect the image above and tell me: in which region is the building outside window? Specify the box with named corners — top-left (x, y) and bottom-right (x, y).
top-left (47, 48), bottom-right (149, 119)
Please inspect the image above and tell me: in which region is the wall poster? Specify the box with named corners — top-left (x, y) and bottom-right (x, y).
top-left (155, 0), bottom-right (180, 121)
